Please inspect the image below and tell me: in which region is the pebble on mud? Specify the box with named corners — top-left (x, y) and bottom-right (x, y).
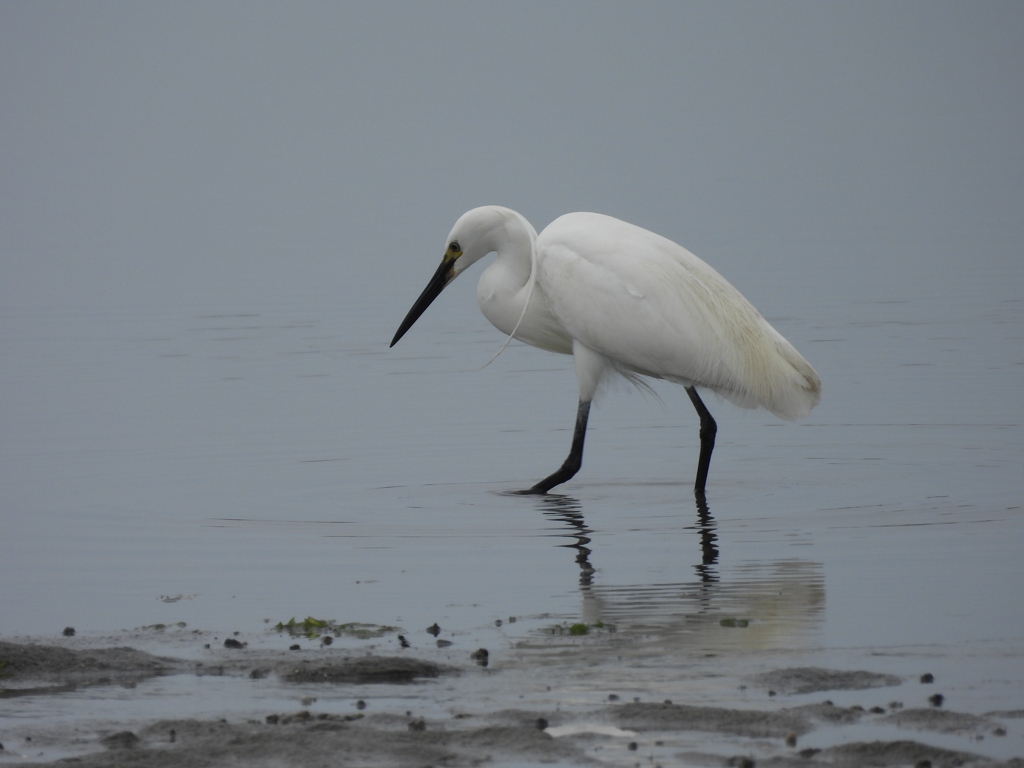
top-left (436, 639), bottom-right (453, 648)
top-left (928, 694), bottom-right (945, 707)
top-left (785, 731), bottom-right (798, 747)
top-left (470, 648), bottom-right (489, 667)
top-left (224, 638), bottom-right (244, 649)
top-left (356, 700), bottom-right (366, 710)
top-left (398, 635), bottom-right (410, 648)
top-left (920, 673), bottom-right (934, 683)
top-left (62, 627), bottom-right (75, 637)
top-left (426, 623), bottom-right (441, 636)
top-left (408, 718), bottom-right (426, 732)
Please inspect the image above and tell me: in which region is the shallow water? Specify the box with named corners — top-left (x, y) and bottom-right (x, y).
top-left (2, 244), bottom-right (1023, 763)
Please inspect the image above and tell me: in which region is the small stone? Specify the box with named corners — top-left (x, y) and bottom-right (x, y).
top-left (536, 718), bottom-right (548, 730)
top-left (223, 638), bottom-right (244, 649)
top-left (356, 700), bottom-right (366, 710)
top-left (470, 648), bottom-right (489, 666)
top-left (993, 727), bottom-right (1007, 736)
top-left (436, 639), bottom-right (453, 648)
top-left (289, 644), bottom-right (300, 651)
top-left (628, 741), bottom-right (638, 751)
top-left (494, 619), bottom-right (503, 627)
top-left (920, 673), bottom-right (934, 683)
top-left (426, 623), bottom-right (441, 636)
top-left (62, 627), bottom-right (75, 637)
top-left (608, 693), bottom-right (619, 701)
top-left (398, 635), bottom-right (410, 648)
top-left (869, 706), bottom-right (885, 714)
top-left (928, 693), bottom-right (944, 707)
top-left (785, 732), bottom-right (797, 747)
top-left (408, 718), bottom-right (426, 732)
top-left (321, 636), bottom-right (333, 646)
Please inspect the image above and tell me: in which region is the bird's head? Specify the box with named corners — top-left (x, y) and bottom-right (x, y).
top-left (390, 206), bottom-right (525, 347)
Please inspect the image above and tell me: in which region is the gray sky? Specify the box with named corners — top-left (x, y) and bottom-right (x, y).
top-left (2, 2), bottom-right (1022, 317)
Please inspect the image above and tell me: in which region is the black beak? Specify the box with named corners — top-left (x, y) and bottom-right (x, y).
top-left (390, 259), bottom-right (455, 347)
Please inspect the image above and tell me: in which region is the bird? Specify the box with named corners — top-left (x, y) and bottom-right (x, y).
top-left (390, 206), bottom-right (821, 495)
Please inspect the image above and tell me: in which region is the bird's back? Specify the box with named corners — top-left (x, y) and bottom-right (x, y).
top-left (535, 212), bottom-right (821, 420)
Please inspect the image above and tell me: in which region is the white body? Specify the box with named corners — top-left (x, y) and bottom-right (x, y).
top-left (455, 206), bottom-right (821, 420)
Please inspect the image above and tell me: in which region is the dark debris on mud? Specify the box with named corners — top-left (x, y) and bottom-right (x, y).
top-left (15, 716), bottom-right (588, 768)
top-left (3, 640), bottom-right (1022, 768)
top-left (750, 666), bottom-right (902, 695)
top-left (281, 655), bottom-right (446, 684)
top-left (609, 700), bottom-right (812, 738)
top-left (0, 640), bottom-right (185, 694)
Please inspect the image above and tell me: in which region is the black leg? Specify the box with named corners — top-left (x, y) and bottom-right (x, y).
top-left (519, 400), bottom-right (592, 494)
top-left (685, 386), bottom-right (717, 493)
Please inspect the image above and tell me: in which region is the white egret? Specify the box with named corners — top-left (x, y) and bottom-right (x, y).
top-left (391, 206), bottom-right (821, 494)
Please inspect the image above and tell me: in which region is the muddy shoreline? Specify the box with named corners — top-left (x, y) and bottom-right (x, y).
top-left (2, 636), bottom-right (1021, 767)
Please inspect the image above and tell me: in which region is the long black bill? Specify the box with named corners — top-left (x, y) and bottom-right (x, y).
top-left (390, 258), bottom-right (455, 347)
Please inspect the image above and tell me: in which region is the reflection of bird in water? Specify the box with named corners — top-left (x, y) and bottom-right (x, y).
top-left (691, 492), bottom-right (719, 583)
top-left (536, 494), bottom-right (595, 587)
top-left (391, 206), bottom-right (821, 493)
top-left (533, 494), bottom-right (824, 652)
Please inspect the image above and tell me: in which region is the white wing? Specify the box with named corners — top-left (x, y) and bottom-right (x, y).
top-left (536, 213), bottom-right (821, 419)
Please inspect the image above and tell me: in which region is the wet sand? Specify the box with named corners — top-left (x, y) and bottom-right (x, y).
top-left (3, 632), bottom-right (1021, 767)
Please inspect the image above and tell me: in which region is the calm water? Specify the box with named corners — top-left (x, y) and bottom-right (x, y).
top-left (2, 232), bottom-right (1023, 763)
top-left (3, 248), bottom-right (1021, 649)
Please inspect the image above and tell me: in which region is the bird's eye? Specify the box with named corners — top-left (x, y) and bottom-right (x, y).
top-left (449, 241), bottom-right (460, 253)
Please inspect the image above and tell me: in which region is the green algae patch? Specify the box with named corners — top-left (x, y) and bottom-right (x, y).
top-left (274, 617), bottom-right (399, 640)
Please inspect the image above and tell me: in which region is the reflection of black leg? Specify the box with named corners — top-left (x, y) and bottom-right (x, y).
top-left (521, 400), bottom-right (591, 495)
top-left (693, 489), bottom-right (719, 583)
top-left (685, 387), bottom-right (717, 493)
top-left (538, 495), bottom-right (595, 587)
